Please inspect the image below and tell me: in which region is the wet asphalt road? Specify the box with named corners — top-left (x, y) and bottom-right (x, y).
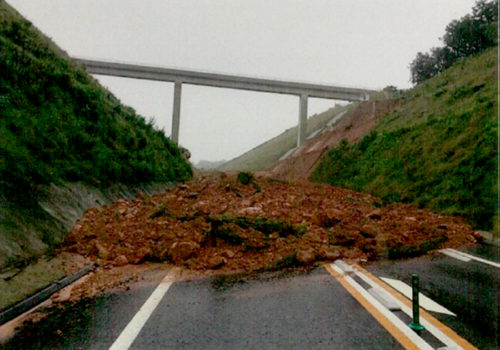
top-left (368, 243), bottom-right (499, 349)
top-left (129, 269), bottom-right (401, 350)
top-left (3, 269), bottom-right (402, 350)
top-left (2, 243), bottom-right (497, 349)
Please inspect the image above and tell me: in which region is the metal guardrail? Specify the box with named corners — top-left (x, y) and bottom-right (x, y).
top-left (0, 262), bottom-right (97, 325)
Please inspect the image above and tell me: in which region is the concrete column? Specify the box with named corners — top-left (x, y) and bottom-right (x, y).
top-left (297, 94), bottom-right (308, 147)
top-left (171, 81), bottom-right (182, 144)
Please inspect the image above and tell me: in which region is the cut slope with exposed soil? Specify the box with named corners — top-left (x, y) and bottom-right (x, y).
top-left (264, 100), bottom-right (397, 182)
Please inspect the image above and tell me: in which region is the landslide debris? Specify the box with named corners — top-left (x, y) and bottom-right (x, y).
top-left (61, 173), bottom-right (475, 273)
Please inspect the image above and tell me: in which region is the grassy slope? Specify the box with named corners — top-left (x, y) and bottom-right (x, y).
top-left (312, 48), bottom-right (498, 230)
top-left (0, 2), bottom-right (192, 268)
top-left (0, 2), bottom-right (192, 201)
top-left (219, 103), bottom-right (355, 172)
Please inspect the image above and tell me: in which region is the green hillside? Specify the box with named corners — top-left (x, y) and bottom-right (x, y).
top-left (0, 3), bottom-right (191, 200)
top-left (312, 47), bottom-right (498, 230)
top-left (0, 2), bottom-right (192, 267)
top-left (219, 103), bottom-right (355, 172)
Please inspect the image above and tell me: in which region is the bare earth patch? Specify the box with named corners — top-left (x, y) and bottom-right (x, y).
top-left (265, 100), bottom-right (398, 182)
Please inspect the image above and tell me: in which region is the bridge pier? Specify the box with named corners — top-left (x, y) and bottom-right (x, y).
top-left (297, 94), bottom-right (308, 147)
top-left (171, 81), bottom-right (182, 144)
top-left (76, 59), bottom-right (375, 147)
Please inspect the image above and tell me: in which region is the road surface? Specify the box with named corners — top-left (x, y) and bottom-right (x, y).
top-left (2, 243), bottom-right (497, 349)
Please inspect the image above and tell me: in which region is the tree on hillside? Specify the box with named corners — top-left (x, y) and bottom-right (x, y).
top-left (443, 13), bottom-right (496, 58)
top-left (430, 46), bottom-right (455, 72)
top-left (409, 52), bottom-right (437, 85)
top-left (472, 0), bottom-right (498, 23)
top-left (410, 0), bottom-right (498, 85)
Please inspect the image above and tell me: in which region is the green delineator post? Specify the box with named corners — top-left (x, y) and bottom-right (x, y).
top-left (409, 274), bottom-right (425, 332)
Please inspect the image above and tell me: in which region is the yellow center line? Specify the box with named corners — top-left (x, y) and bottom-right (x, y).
top-left (353, 264), bottom-right (478, 350)
top-left (324, 264), bottom-right (421, 350)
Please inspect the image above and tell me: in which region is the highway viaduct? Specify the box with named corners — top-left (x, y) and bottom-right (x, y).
top-left (75, 58), bottom-right (376, 147)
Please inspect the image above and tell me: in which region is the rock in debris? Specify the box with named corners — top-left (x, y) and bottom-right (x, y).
top-left (360, 224), bottom-right (377, 238)
top-left (168, 241), bottom-right (200, 264)
top-left (222, 250), bottom-right (235, 259)
top-left (114, 255), bottom-right (129, 266)
top-left (207, 255), bottom-right (226, 269)
top-left (312, 210), bottom-right (341, 228)
top-left (130, 247), bottom-right (152, 264)
top-left (96, 242), bottom-right (110, 260)
top-left (319, 247), bottom-right (341, 260)
top-left (366, 209), bottom-right (382, 220)
top-left (296, 248), bottom-right (316, 264)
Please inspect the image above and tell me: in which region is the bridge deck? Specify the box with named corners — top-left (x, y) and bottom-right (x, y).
top-left (75, 58), bottom-right (374, 101)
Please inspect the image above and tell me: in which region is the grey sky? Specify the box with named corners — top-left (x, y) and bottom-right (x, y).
top-left (9, 0), bottom-right (476, 163)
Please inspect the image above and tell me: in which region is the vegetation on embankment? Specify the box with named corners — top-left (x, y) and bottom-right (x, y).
top-left (311, 47), bottom-right (498, 230)
top-left (219, 103), bottom-right (355, 172)
top-left (409, 0), bottom-right (497, 84)
top-left (0, 3), bottom-right (191, 200)
top-left (0, 3), bottom-right (192, 268)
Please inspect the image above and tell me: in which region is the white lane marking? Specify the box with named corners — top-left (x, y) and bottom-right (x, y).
top-left (380, 277), bottom-right (456, 316)
top-left (439, 249), bottom-right (472, 262)
top-left (367, 287), bottom-right (401, 311)
top-left (354, 269), bottom-right (463, 349)
top-left (331, 264), bottom-right (434, 350)
top-left (446, 248), bottom-right (500, 268)
top-left (109, 270), bottom-right (176, 350)
top-left (334, 259), bottom-right (355, 275)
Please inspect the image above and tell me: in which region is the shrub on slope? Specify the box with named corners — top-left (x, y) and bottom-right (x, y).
top-left (311, 48), bottom-right (497, 230)
top-left (0, 3), bottom-right (192, 203)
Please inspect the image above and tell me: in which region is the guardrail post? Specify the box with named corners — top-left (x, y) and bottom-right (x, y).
top-left (171, 81), bottom-right (182, 144)
top-left (409, 274), bottom-right (425, 332)
top-left (297, 94), bottom-right (308, 147)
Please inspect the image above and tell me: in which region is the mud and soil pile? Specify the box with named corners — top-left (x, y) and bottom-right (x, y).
top-left (61, 173), bottom-right (476, 273)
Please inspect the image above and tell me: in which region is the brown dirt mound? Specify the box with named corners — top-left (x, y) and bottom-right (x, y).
top-left (61, 173), bottom-right (475, 273)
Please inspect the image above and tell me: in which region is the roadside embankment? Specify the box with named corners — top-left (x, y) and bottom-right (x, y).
top-left (0, 182), bottom-right (173, 271)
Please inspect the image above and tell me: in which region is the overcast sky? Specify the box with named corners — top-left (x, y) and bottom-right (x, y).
top-left (9, 0), bottom-right (476, 163)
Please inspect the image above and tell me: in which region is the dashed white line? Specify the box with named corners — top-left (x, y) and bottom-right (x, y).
top-left (439, 249), bottom-right (472, 262)
top-left (109, 270), bottom-right (176, 350)
top-left (445, 248), bottom-right (500, 268)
